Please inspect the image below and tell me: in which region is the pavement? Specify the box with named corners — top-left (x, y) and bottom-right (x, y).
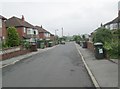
top-left (76, 43), bottom-right (118, 88)
top-left (0, 46), bottom-right (57, 68)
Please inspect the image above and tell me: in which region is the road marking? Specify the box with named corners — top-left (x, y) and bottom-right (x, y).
top-left (75, 43), bottom-right (101, 89)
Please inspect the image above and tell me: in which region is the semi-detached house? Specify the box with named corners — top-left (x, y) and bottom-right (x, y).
top-left (104, 16), bottom-right (120, 30)
top-left (5, 15), bottom-right (39, 42)
top-left (35, 25), bottom-right (51, 40)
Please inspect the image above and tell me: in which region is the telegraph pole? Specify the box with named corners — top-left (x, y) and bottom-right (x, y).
top-left (55, 29), bottom-right (58, 45)
top-left (62, 27), bottom-right (63, 37)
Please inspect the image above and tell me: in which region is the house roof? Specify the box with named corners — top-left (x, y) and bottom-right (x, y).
top-left (104, 21), bottom-right (113, 26)
top-left (50, 34), bottom-right (54, 36)
top-left (35, 26), bottom-right (49, 33)
top-left (104, 16), bottom-right (120, 26)
top-left (112, 16), bottom-right (120, 23)
top-left (5, 16), bottom-right (34, 28)
top-left (0, 15), bottom-right (7, 20)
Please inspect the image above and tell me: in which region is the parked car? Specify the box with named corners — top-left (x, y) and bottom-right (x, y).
top-left (61, 41), bottom-right (65, 44)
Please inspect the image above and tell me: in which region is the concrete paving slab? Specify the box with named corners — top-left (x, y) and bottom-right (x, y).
top-left (77, 44), bottom-right (118, 87)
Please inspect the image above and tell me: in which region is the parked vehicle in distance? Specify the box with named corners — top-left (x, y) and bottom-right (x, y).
top-left (61, 41), bottom-right (65, 44)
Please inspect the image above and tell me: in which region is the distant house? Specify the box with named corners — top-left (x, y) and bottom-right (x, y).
top-left (35, 25), bottom-right (51, 40)
top-left (50, 34), bottom-right (55, 41)
top-left (5, 15), bottom-right (39, 42)
top-left (0, 15), bottom-right (7, 42)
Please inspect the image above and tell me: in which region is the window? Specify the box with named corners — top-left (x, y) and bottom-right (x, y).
top-left (27, 28), bottom-right (36, 35)
top-left (35, 29), bottom-right (38, 35)
top-left (23, 27), bottom-right (26, 33)
top-left (27, 28), bottom-right (31, 34)
top-left (113, 23), bottom-right (117, 29)
top-left (44, 33), bottom-right (48, 37)
top-left (33, 30), bottom-right (36, 35)
top-left (44, 33), bottom-right (50, 37)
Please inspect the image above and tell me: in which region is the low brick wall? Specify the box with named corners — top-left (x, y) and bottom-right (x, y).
top-left (1, 49), bottom-right (30, 61)
top-left (87, 41), bottom-right (94, 52)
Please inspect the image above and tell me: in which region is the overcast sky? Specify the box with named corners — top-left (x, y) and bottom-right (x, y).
top-left (0, 0), bottom-right (119, 36)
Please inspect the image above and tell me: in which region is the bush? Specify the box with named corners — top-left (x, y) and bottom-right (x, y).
top-left (2, 42), bottom-right (8, 49)
top-left (6, 27), bottom-right (20, 47)
top-left (93, 28), bottom-right (112, 44)
top-left (21, 40), bottom-right (30, 49)
top-left (93, 28), bottom-right (119, 59)
top-left (104, 41), bottom-right (118, 59)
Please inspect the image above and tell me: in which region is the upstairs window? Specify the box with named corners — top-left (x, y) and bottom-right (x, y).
top-left (23, 27), bottom-right (26, 33)
top-left (27, 28), bottom-right (31, 34)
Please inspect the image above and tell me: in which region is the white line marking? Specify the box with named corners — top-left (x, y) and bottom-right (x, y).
top-left (75, 43), bottom-right (101, 89)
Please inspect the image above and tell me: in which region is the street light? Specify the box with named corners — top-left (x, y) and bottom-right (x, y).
top-left (55, 29), bottom-right (59, 45)
top-left (55, 29), bottom-right (59, 36)
top-left (62, 27), bottom-right (63, 37)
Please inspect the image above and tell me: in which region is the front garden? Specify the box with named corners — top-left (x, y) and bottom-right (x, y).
top-left (92, 28), bottom-right (119, 59)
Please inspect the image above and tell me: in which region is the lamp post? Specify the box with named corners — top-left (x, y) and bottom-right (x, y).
top-left (62, 27), bottom-right (63, 37)
top-left (55, 29), bottom-right (58, 45)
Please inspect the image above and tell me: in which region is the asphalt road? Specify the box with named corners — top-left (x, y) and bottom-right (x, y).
top-left (2, 42), bottom-right (94, 87)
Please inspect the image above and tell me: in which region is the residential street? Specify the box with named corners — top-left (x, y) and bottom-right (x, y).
top-left (2, 42), bottom-right (94, 87)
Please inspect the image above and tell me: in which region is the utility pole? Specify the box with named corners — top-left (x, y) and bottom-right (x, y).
top-left (55, 29), bottom-right (58, 45)
top-left (62, 27), bottom-right (63, 37)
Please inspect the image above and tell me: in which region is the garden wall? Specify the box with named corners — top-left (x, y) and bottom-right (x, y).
top-left (87, 41), bottom-right (94, 52)
top-left (0, 47), bottom-right (30, 60)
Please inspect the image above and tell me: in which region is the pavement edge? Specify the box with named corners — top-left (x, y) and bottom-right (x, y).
top-left (75, 43), bottom-right (101, 89)
top-left (0, 45), bottom-right (58, 68)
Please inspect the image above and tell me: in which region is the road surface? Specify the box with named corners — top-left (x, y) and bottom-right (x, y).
top-left (2, 42), bottom-right (94, 87)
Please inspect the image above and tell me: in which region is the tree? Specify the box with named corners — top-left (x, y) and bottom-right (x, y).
top-left (93, 28), bottom-right (112, 44)
top-left (6, 27), bottom-right (20, 47)
top-left (93, 28), bottom-right (119, 59)
top-left (82, 34), bottom-right (89, 41)
top-left (73, 35), bottom-right (82, 44)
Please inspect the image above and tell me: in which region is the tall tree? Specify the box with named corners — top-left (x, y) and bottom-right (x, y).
top-left (6, 27), bottom-right (20, 47)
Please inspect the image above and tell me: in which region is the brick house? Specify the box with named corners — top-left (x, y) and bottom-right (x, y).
top-left (35, 25), bottom-right (51, 40)
top-left (50, 33), bottom-right (55, 41)
top-left (0, 15), bottom-right (7, 42)
top-left (5, 15), bottom-right (39, 42)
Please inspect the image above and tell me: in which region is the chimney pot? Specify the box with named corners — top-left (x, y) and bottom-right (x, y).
top-left (41, 25), bottom-right (42, 28)
top-left (22, 15), bottom-right (25, 21)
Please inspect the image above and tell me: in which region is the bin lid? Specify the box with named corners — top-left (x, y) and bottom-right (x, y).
top-left (94, 42), bottom-right (103, 46)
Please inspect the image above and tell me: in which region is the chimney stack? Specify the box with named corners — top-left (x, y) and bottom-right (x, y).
top-left (22, 15), bottom-right (25, 21)
top-left (41, 25), bottom-right (42, 28)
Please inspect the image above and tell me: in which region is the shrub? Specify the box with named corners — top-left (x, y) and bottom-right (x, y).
top-left (104, 41), bottom-right (118, 59)
top-left (6, 27), bottom-right (20, 47)
top-left (21, 40), bottom-right (30, 49)
top-left (93, 28), bottom-right (112, 44)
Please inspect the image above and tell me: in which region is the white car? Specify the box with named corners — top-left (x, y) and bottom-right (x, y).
top-left (61, 41), bottom-right (65, 44)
